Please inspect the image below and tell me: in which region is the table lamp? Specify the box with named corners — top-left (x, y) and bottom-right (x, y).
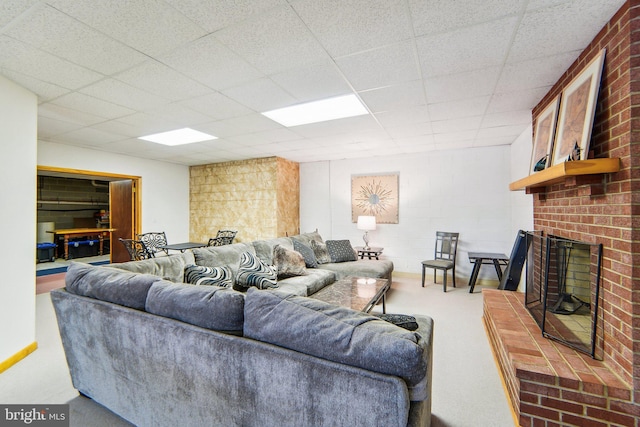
top-left (357, 215), bottom-right (376, 250)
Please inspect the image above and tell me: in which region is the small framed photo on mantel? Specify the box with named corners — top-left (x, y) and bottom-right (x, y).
top-left (551, 48), bottom-right (606, 166)
top-left (530, 95), bottom-right (560, 174)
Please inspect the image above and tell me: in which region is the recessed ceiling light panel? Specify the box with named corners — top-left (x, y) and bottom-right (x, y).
top-left (138, 128), bottom-right (217, 146)
top-left (262, 94), bottom-right (369, 127)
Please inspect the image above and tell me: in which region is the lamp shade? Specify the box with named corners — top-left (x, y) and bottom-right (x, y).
top-left (357, 215), bottom-right (376, 231)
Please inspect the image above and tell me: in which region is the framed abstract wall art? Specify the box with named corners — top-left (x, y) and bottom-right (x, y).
top-left (351, 174), bottom-right (399, 224)
top-left (552, 48), bottom-right (606, 166)
top-left (530, 95), bottom-right (560, 174)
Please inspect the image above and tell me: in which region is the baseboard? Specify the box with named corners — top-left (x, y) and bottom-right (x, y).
top-left (0, 341), bottom-right (38, 373)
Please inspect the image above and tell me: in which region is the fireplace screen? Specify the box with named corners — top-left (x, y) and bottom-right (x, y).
top-left (524, 232), bottom-right (603, 358)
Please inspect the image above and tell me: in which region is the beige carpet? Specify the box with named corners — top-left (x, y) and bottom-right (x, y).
top-left (1, 274), bottom-right (515, 427)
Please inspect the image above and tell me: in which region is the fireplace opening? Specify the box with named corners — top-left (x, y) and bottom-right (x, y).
top-left (524, 231), bottom-right (603, 358)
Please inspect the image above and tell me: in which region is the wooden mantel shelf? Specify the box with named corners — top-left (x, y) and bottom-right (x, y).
top-left (509, 158), bottom-right (620, 192)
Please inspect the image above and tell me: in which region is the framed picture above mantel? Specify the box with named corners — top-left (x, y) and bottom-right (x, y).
top-left (351, 174), bottom-right (399, 224)
top-left (530, 95), bottom-right (560, 174)
top-left (551, 48), bottom-right (606, 166)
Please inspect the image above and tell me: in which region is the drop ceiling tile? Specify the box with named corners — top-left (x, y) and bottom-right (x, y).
top-left (508, 1), bottom-right (624, 63)
top-left (112, 113), bottom-right (183, 136)
top-left (269, 59), bottom-right (351, 102)
top-left (482, 110), bottom-right (532, 128)
top-left (291, 0), bottom-right (413, 57)
top-left (385, 122), bottom-right (433, 139)
top-left (476, 124), bottom-right (529, 140)
top-left (359, 80), bottom-right (426, 113)
top-left (473, 135), bottom-right (518, 147)
top-left (221, 78), bottom-right (297, 112)
top-left (160, 33), bottom-right (263, 91)
top-left (227, 128), bottom-right (302, 146)
top-left (417, 17), bottom-right (518, 77)
top-left (38, 102), bottom-right (109, 127)
top-left (215, 5), bottom-right (329, 75)
top-left (427, 96), bottom-right (490, 122)
top-left (46, 0), bottom-right (207, 57)
top-left (497, 51), bottom-right (580, 93)
top-left (431, 116), bottom-right (483, 134)
top-left (80, 79), bottom-right (169, 111)
top-left (432, 130), bottom-right (477, 144)
top-left (51, 126), bottom-right (126, 146)
top-left (0, 69), bottom-right (69, 102)
top-left (5, 5), bottom-right (147, 75)
top-left (425, 67), bottom-right (500, 104)
top-left (37, 116), bottom-right (84, 138)
top-left (375, 105), bottom-right (430, 128)
top-left (409, 0), bottom-right (525, 36)
top-left (143, 103), bottom-right (213, 127)
top-left (0, 1), bottom-right (39, 29)
top-left (115, 60), bottom-right (213, 102)
top-left (0, 35), bottom-right (103, 89)
top-left (165, 0), bottom-right (286, 33)
top-left (178, 92), bottom-right (254, 121)
top-left (198, 114), bottom-right (283, 138)
top-left (486, 87), bottom-right (549, 114)
top-left (335, 40), bottom-right (420, 92)
top-left (290, 114), bottom-right (380, 138)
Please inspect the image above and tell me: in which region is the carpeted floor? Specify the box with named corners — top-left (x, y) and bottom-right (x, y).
top-left (3, 274), bottom-right (515, 427)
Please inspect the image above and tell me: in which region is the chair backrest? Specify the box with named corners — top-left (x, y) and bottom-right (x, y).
top-left (434, 231), bottom-right (459, 261)
top-left (137, 232), bottom-right (168, 255)
top-left (208, 230), bottom-right (237, 246)
top-left (119, 238), bottom-right (154, 261)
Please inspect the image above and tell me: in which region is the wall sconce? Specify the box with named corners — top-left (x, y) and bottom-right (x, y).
top-left (357, 215), bottom-right (376, 249)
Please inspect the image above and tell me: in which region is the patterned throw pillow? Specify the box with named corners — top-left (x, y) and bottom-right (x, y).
top-left (184, 265), bottom-right (233, 287)
top-left (292, 240), bottom-right (318, 268)
top-left (310, 239), bottom-right (332, 264)
top-left (235, 251), bottom-right (278, 290)
top-left (374, 313), bottom-right (419, 331)
top-left (273, 244), bottom-right (307, 278)
top-left (325, 240), bottom-right (357, 263)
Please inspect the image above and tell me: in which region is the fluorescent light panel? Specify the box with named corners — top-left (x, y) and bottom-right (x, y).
top-left (262, 94), bottom-right (368, 127)
top-left (138, 128), bottom-right (217, 146)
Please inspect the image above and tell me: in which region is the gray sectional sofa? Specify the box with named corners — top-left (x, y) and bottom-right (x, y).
top-left (51, 232), bottom-right (433, 427)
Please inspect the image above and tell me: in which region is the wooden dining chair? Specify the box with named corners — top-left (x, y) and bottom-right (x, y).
top-left (421, 231), bottom-right (459, 292)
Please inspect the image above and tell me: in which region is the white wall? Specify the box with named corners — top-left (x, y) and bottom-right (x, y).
top-left (38, 141), bottom-right (190, 242)
top-left (0, 76), bottom-right (37, 363)
top-left (301, 145), bottom-right (516, 280)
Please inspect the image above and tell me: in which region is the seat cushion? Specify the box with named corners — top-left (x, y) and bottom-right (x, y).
top-left (422, 259), bottom-right (454, 269)
top-left (111, 251), bottom-right (196, 282)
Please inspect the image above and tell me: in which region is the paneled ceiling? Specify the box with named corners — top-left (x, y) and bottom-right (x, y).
top-left (0, 0), bottom-right (625, 165)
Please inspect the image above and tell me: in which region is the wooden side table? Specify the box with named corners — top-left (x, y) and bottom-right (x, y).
top-left (354, 246), bottom-right (384, 260)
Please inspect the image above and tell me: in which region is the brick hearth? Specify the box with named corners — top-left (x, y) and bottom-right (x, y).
top-left (483, 289), bottom-right (636, 426)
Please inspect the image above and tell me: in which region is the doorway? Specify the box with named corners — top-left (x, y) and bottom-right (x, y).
top-left (36, 166), bottom-right (142, 268)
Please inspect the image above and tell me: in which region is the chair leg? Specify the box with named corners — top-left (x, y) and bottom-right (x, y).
top-left (452, 267), bottom-right (456, 288)
top-left (433, 270), bottom-right (436, 284)
top-left (421, 266), bottom-right (425, 287)
top-left (443, 270), bottom-right (447, 292)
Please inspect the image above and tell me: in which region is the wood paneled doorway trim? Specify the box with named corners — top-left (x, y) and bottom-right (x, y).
top-left (37, 165), bottom-right (142, 263)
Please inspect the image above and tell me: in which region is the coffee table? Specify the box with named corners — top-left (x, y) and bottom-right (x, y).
top-left (311, 276), bottom-right (390, 313)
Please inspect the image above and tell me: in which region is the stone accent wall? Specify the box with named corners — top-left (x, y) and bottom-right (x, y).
top-left (485, 2), bottom-right (640, 425)
top-left (189, 157), bottom-right (299, 243)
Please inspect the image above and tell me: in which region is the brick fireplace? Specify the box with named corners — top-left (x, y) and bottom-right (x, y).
top-left (484, 1), bottom-right (640, 425)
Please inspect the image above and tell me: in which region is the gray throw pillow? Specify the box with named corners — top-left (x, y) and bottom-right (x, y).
top-left (292, 239), bottom-right (318, 268)
top-left (235, 251), bottom-right (278, 290)
top-left (243, 288), bottom-right (428, 398)
top-left (184, 264), bottom-right (233, 287)
top-left (326, 240), bottom-right (357, 262)
top-left (310, 239), bottom-right (331, 264)
top-left (273, 244), bottom-right (306, 278)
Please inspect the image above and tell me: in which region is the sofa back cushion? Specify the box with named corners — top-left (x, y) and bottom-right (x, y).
top-left (65, 262), bottom-right (159, 310)
top-left (192, 243), bottom-right (255, 277)
top-left (145, 281), bottom-right (245, 334)
top-left (243, 288), bottom-right (429, 399)
top-left (111, 251), bottom-right (195, 282)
